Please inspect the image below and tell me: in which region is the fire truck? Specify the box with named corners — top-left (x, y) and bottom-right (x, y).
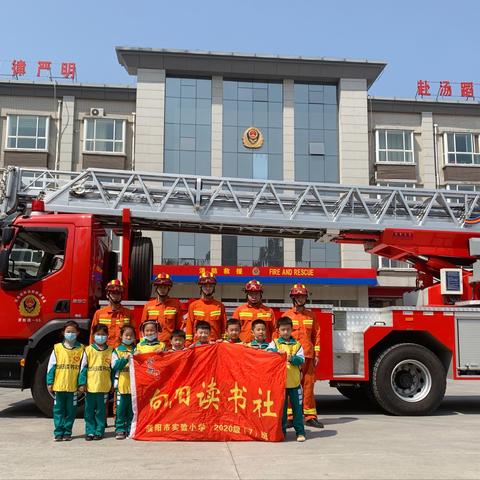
top-left (1, 166), bottom-right (480, 417)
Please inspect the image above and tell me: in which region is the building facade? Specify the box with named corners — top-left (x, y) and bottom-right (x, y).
top-left (2, 48), bottom-right (480, 305)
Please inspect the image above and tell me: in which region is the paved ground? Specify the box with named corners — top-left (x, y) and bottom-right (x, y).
top-left (1, 381), bottom-right (480, 479)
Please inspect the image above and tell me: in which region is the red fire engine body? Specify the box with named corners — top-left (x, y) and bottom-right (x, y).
top-left (1, 167), bottom-right (480, 417)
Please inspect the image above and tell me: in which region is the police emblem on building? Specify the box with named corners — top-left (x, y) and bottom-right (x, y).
top-left (242, 127), bottom-right (264, 149)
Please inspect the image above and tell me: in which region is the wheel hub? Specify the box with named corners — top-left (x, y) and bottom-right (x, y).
top-left (391, 359), bottom-right (432, 402)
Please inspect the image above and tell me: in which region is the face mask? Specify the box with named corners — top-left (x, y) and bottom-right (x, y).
top-left (144, 334), bottom-right (157, 342)
top-left (64, 332), bottom-right (77, 343)
top-left (123, 338), bottom-right (134, 345)
top-left (94, 334), bottom-right (107, 345)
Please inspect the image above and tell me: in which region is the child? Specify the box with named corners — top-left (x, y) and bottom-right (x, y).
top-left (248, 319), bottom-right (269, 349)
top-left (267, 316), bottom-right (306, 442)
top-left (194, 321), bottom-right (212, 346)
top-left (78, 324), bottom-right (113, 441)
top-left (225, 319), bottom-right (242, 343)
top-left (46, 321), bottom-right (85, 441)
top-left (111, 325), bottom-right (136, 440)
top-left (170, 329), bottom-right (186, 351)
top-left (135, 320), bottom-right (166, 353)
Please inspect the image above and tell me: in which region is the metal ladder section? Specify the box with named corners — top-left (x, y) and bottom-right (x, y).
top-left (2, 166), bottom-right (480, 237)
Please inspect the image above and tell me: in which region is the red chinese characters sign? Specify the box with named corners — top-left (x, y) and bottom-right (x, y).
top-left (417, 80), bottom-right (476, 99)
top-left (9, 59), bottom-right (76, 79)
top-left (130, 342), bottom-right (286, 441)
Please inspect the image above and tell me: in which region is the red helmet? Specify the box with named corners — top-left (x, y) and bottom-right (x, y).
top-left (198, 272), bottom-right (217, 285)
top-left (245, 279), bottom-right (263, 293)
top-left (153, 272), bottom-right (173, 287)
top-left (290, 283), bottom-right (308, 297)
top-left (106, 279), bottom-right (124, 293)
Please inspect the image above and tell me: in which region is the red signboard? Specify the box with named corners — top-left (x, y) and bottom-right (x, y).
top-left (130, 343), bottom-right (286, 441)
top-left (154, 265), bottom-right (377, 286)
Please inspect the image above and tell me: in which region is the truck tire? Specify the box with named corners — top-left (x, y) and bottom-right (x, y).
top-left (371, 343), bottom-right (446, 416)
top-left (31, 351), bottom-right (54, 417)
top-left (129, 236), bottom-right (153, 300)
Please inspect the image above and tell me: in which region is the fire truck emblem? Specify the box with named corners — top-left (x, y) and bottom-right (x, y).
top-left (18, 294), bottom-right (41, 317)
top-left (242, 127), bottom-right (264, 149)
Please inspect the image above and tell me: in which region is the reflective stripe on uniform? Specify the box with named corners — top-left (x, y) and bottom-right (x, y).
top-left (314, 346), bottom-right (320, 351)
top-left (303, 320), bottom-right (314, 325)
top-left (186, 334), bottom-right (193, 340)
top-left (123, 317), bottom-right (130, 324)
top-left (257, 313), bottom-right (272, 318)
top-left (164, 309), bottom-right (177, 314)
top-left (303, 408), bottom-right (317, 414)
top-left (99, 318), bottom-right (111, 325)
top-left (239, 312), bottom-right (253, 317)
top-left (193, 310), bottom-right (205, 316)
top-left (148, 310), bottom-right (160, 316)
top-left (210, 310), bottom-right (221, 315)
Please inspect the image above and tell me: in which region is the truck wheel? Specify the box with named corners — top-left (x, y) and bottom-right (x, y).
top-left (31, 351), bottom-right (54, 417)
top-left (129, 236), bottom-right (153, 300)
top-left (371, 343), bottom-right (446, 416)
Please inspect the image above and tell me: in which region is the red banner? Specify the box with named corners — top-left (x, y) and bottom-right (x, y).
top-left (130, 343), bottom-right (286, 441)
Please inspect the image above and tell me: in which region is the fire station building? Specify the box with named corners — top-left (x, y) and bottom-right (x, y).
top-left (2, 47), bottom-right (480, 305)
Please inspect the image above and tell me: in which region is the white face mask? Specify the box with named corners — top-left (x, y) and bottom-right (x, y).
top-left (144, 334), bottom-right (157, 342)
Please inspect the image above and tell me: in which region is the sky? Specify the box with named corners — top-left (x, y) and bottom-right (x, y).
top-left (1, 0), bottom-right (479, 98)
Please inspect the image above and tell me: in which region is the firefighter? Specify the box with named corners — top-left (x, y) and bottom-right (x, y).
top-left (185, 272), bottom-right (227, 345)
top-left (140, 273), bottom-right (182, 346)
top-left (89, 279), bottom-right (133, 348)
top-left (283, 283), bottom-right (323, 428)
top-left (232, 279), bottom-right (275, 343)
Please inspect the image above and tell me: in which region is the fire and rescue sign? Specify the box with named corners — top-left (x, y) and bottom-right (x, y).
top-left (130, 343), bottom-right (286, 441)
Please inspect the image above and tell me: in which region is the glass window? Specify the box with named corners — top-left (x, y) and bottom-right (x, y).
top-left (294, 82), bottom-right (339, 267)
top-left (222, 235), bottom-right (283, 267)
top-left (84, 118), bottom-right (125, 154)
top-left (221, 79), bottom-right (284, 266)
top-left (445, 183), bottom-right (480, 203)
top-left (378, 257), bottom-right (412, 270)
top-left (4, 229), bottom-right (66, 284)
top-left (376, 130), bottom-right (414, 163)
top-left (164, 77), bottom-right (212, 265)
top-left (444, 133), bottom-right (480, 165)
top-left (6, 115), bottom-right (49, 150)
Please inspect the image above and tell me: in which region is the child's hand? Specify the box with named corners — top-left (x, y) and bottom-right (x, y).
top-left (314, 357), bottom-right (319, 367)
top-left (286, 354), bottom-right (292, 362)
top-left (47, 385), bottom-right (53, 393)
top-left (78, 385), bottom-right (85, 393)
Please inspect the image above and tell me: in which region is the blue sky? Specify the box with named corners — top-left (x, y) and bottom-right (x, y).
top-left (1, 0), bottom-right (479, 98)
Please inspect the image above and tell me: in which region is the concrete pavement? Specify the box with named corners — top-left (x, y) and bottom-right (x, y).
top-left (1, 381), bottom-right (480, 479)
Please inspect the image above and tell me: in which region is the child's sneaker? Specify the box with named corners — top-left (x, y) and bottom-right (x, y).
top-left (63, 436), bottom-right (72, 441)
top-left (54, 436), bottom-right (63, 442)
top-left (116, 432), bottom-right (126, 440)
top-left (85, 435), bottom-right (94, 441)
top-left (296, 434), bottom-right (306, 442)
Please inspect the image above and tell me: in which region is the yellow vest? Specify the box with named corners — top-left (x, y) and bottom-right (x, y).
top-left (136, 341), bottom-right (166, 354)
top-left (52, 343), bottom-right (85, 392)
top-left (86, 345), bottom-right (112, 393)
top-left (115, 346), bottom-right (133, 394)
top-left (273, 339), bottom-right (302, 388)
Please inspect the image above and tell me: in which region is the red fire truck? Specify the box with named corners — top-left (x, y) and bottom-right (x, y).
top-left (1, 166), bottom-right (480, 416)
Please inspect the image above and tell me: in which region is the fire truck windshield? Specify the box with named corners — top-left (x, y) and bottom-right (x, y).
top-left (1, 228), bottom-right (66, 289)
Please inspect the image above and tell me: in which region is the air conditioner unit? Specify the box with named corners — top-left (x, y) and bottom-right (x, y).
top-left (90, 107), bottom-right (105, 117)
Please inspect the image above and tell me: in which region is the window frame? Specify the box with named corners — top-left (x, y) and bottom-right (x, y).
top-left (443, 132), bottom-right (480, 165)
top-left (375, 129), bottom-right (415, 164)
top-left (83, 118), bottom-right (126, 155)
top-left (5, 115), bottom-right (50, 152)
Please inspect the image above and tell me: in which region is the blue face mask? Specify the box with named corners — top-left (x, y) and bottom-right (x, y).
top-left (94, 334), bottom-right (107, 345)
top-left (144, 334), bottom-right (157, 342)
top-left (64, 332), bottom-right (77, 343)
top-left (123, 338), bottom-right (134, 345)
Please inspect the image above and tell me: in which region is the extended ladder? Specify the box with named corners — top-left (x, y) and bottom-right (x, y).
top-left (2, 166), bottom-right (480, 238)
